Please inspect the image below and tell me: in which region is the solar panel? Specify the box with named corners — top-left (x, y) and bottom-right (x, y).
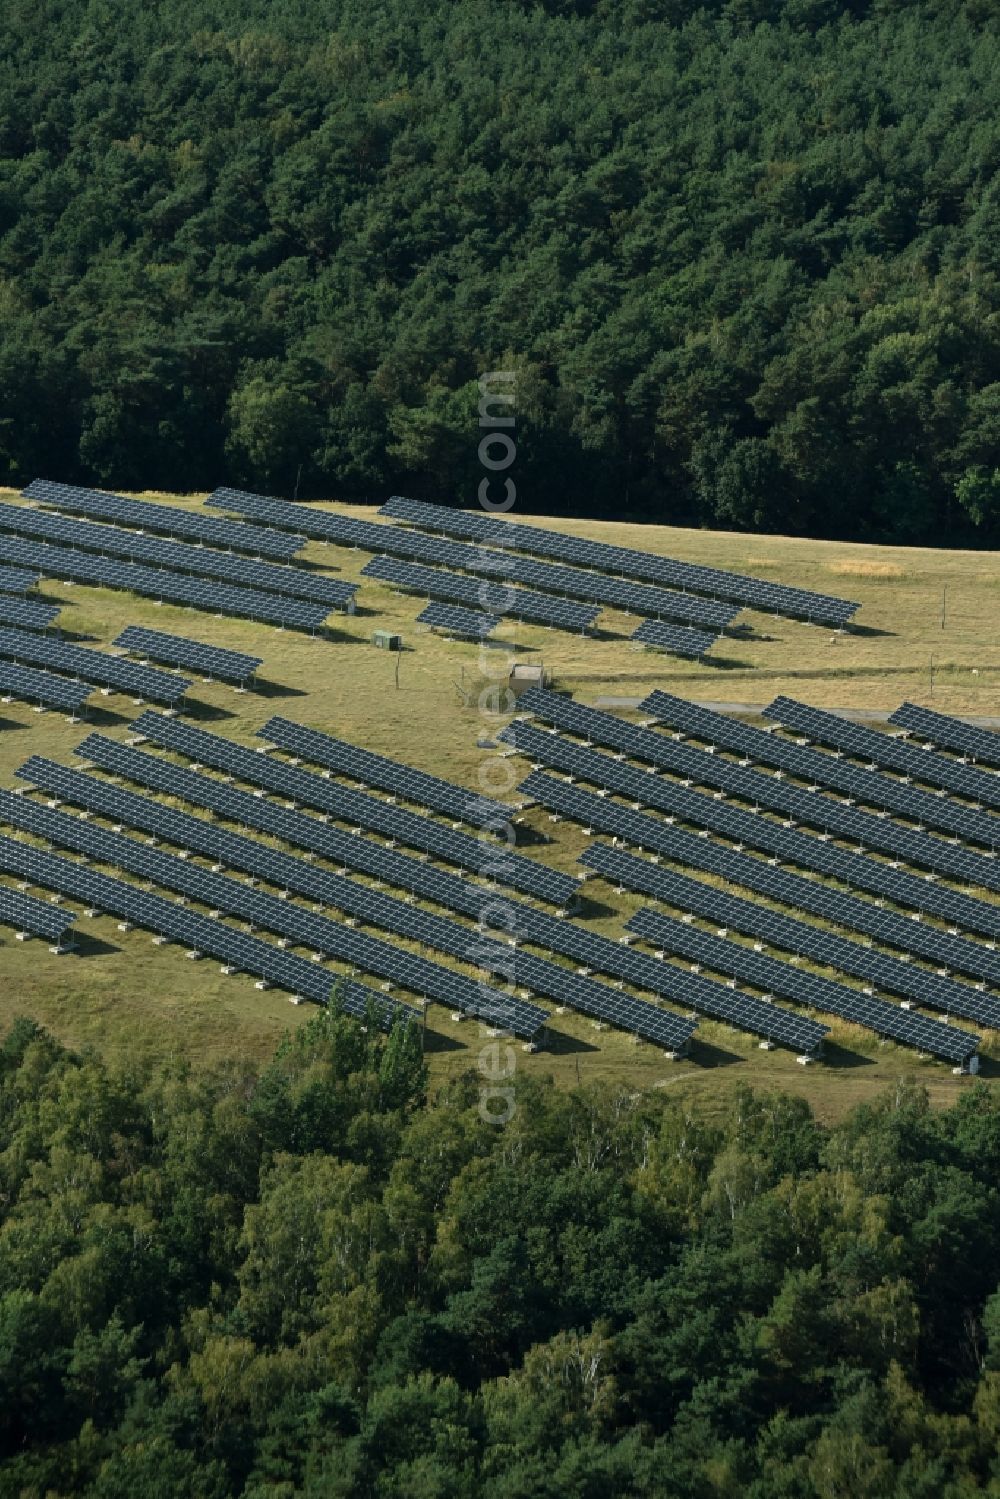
top-left (0, 788), bottom-right (683, 1046)
top-left (625, 908), bottom-right (978, 1064)
top-left (0, 661), bottom-right (92, 714)
top-left (0, 628), bottom-right (189, 705)
top-left (259, 717), bottom-right (509, 829)
top-left (209, 489), bottom-right (740, 632)
top-left (581, 837), bottom-right (1000, 992)
top-left (515, 689), bottom-right (1000, 892)
top-left (629, 619), bottom-right (718, 659)
top-left (766, 697), bottom-right (1000, 810)
top-left (24, 479), bottom-right (305, 560)
top-left (614, 862), bottom-right (998, 1031)
top-left (889, 702), bottom-right (1000, 770)
top-left (505, 733), bottom-right (1000, 940)
top-left (417, 602), bottom-right (500, 639)
top-left (362, 555), bottom-right (599, 634)
top-left (0, 596), bottom-right (61, 632)
top-left (0, 501), bottom-right (355, 610)
top-left (0, 566), bottom-right (40, 595)
top-left (0, 834), bottom-right (412, 1030)
top-left (82, 718), bottom-right (580, 908)
top-left (0, 534), bottom-right (330, 632)
top-left (639, 690), bottom-right (1000, 850)
top-left (0, 881), bottom-right (76, 944)
top-left (9, 761), bottom-right (821, 1055)
top-left (380, 496), bottom-right (861, 627)
top-left (6, 760), bottom-right (699, 1049)
top-left (113, 627), bottom-right (262, 684)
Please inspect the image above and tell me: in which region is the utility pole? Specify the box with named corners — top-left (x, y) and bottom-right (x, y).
top-left (293, 463), bottom-right (303, 501)
top-left (941, 585), bottom-right (947, 631)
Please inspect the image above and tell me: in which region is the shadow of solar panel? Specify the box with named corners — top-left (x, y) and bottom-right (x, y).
top-left (85, 715), bottom-right (582, 907)
top-left (0, 502), bottom-right (354, 609)
top-left (0, 662), bottom-right (92, 713)
top-left (0, 567), bottom-right (40, 595)
top-left (0, 627), bottom-right (189, 704)
top-left (515, 690), bottom-right (1000, 892)
top-left (362, 555), bottom-right (599, 633)
top-left (630, 619), bottom-right (717, 658)
top-left (259, 715), bottom-right (509, 828)
top-left (506, 734), bottom-right (1000, 941)
top-left (417, 602), bottom-right (500, 639)
top-left (24, 479), bottom-right (304, 560)
top-left (380, 496), bottom-right (860, 627)
top-left (0, 833), bottom-right (416, 1028)
top-left (0, 535), bottom-right (330, 631)
top-left (0, 597), bottom-right (61, 632)
top-left (0, 882), bottom-right (76, 943)
top-left (768, 696), bottom-right (1000, 811)
top-left (639, 690), bottom-right (1000, 850)
top-left (114, 627), bottom-right (262, 683)
top-left (580, 837), bottom-right (1000, 992)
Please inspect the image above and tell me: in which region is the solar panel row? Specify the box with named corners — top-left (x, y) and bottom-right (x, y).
top-left (85, 719), bottom-right (580, 907)
top-left (0, 662), bottom-right (92, 714)
top-left (0, 789), bottom-right (683, 1048)
top-left (0, 566), bottom-right (40, 595)
top-left (0, 834), bottom-right (411, 1029)
top-left (629, 618), bottom-right (718, 659)
top-left (616, 862), bottom-right (998, 1031)
top-left (515, 690), bottom-right (1000, 892)
top-left (0, 534), bottom-right (331, 631)
top-left (581, 837), bottom-right (1000, 991)
top-left (207, 487), bottom-right (739, 631)
top-left (766, 696), bottom-right (1000, 810)
top-left (625, 908), bottom-right (978, 1063)
top-left (380, 496), bottom-right (861, 627)
top-left (890, 703), bottom-right (1000, 770)
top-left (638, 690), bottom-right (1000, 850)
top-left (10, 756), bottom-right (827, 1050)
top-left (259, 715), bottom-right (510, 829)
top-left (0, 882), bottom-right (77, 944)
top-left (24, 479), bottom-right (305, 561)
top-left (362, 555), bottom-right (599, 633)
top-left (417, 602), bottom-right (500, 639)
top-left (113, 627), bottom-right (262, 684)
top-left (0, 628), bottom-right (189, 705)
top-left (506, 735), bottom-right (1000, 940)
top-left (0, 502), bottom-right (355, 610)
top-left (0, 596), bottom-right (61, 632)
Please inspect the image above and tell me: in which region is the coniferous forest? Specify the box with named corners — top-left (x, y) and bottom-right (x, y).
top-left (2, 1012), bottom-right (1000, 1496)
top-left (1, 0), bottom-right (1000, 542)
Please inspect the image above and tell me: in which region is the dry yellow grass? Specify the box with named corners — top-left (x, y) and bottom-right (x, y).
top-left (0, 488), bottom-right (997, 1123)
top-left (827, 560), bottom-right (906, 580)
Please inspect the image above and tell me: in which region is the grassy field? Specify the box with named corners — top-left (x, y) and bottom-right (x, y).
top-left (1, 488), bottom-right (998, 1124)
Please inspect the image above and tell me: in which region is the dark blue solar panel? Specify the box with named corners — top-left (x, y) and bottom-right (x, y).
top-left (0, 534), bottom-right (330, 631)
top-left (0, 628), bottom-right (189, 704)
top-left (380, 496), bottom-right (861, 627)
top-left (113, 626), bottom-right (262, 683)
top-left (0, 596), bottom-right (61, 632)
top-left (24, 479), bottom-right (304, 560)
